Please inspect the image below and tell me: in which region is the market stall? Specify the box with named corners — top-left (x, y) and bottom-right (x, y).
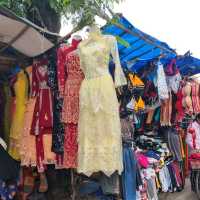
top-left (1, 6), bottom-right (200, 200)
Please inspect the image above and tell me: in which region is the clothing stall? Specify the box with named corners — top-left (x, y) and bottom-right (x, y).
top-left (1, 7), bottom-right (200, 200)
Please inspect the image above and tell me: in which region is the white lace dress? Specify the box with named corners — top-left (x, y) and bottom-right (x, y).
top-left (77, 33), bottom-right (127, 176)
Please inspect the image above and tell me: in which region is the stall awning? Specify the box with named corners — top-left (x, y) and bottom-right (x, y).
top-left (102, 16), bottom-right (200, 76)
top-left (0, 6), bottom-right (59, 57)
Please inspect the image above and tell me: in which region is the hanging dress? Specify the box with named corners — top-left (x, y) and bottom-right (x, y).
top-left (31, 59), bottom-right (56, 172)
top-left (191, 81), bottom-right (200, 114)
top-left (77, 31), bottom-right (127, 176)
top-left (62, 42), bottom-right (84, 169)
top-left (20, 66), bottom-right (37, 167)
top-left (9, 70), bottom-right (28, 160)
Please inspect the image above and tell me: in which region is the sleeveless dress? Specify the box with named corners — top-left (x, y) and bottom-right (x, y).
top-left (77, 34), bottom-right (127, 176)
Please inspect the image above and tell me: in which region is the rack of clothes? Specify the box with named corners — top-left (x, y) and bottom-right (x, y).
top-left (0, 24), bottom-right (200, 200)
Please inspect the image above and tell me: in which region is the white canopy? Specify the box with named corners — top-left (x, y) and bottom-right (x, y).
top-left (0, 7), bottom-right (59, 57)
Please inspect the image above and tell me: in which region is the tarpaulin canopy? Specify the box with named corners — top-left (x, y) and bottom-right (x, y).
top-left (102, 16), bottom-right (200, 76)
top-left (0, 6), bottom-right (59, 58)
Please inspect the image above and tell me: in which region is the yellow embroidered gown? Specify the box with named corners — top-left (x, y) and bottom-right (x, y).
top-left (77, 30), bottom-right (127, 176)
top-left (9, 70), bottom-right (28, 160)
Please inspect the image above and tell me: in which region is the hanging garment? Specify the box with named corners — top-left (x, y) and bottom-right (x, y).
top-left (156, 61), bottom-right (169, 100)
top-left (166, 73), bottom-right (182, 94)
top-left (20, 98), bottom-right (37, 167)
top-left (9, 70), bottom-right (28, 160)
top-left (182, 81), bottom-right (193, 115)
top-left (191, 81), bottom-right (200, 114)
top-left (31, 59), bottom-right (55, 172)
top-left (0, 141), bottom-right (19, 181)
top-left (58, 39), bottom-right (84, 168)
top-left (0, 179), bottom-right (17, 200)
top-left (186, 121), bottom-right (200, 150)
top-left (0, 84), bottom-right (5, 140)
top-left (175, 88), bottom-right (184, 122)
top-left (3, 83), bottom-right (12, 145)
top-left (61, 47), bottom-right (84, 124)
top-left (20, 66), bottom-right (37, 167)
top-left (122, 147), bottom-right (136, 200)
top-left (48, 49), bottom-right (65, 154)
top-left (77, 31), bottom-right (127, 176)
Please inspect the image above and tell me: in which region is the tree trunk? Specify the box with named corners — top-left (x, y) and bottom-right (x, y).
top-left (27, 0), bottom-right (61, 33)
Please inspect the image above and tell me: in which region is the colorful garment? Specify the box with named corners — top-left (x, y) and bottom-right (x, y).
top-left (19, 66), bottom-right (37, 167)
top-left (48, 49), bottom-right (65, 154)
top-left (61, 42), bottom-right (84, 124)
top-left (3, 83), bottom-right (12, 145)
top-left (31, 59), bottom-right (55, 172)
top-left (0, 180), bottom-right (17, 200)
top-left (191, 81), bottom-right (200, 114)
top-left (9, 70), bottom-right (28, 160)
top-left (59, 39), bottom-right (84, 168)
top-left (182, 81), bottom-right (193, 114)
top-left (176, 88), bottom-right (184, 122)
top-left (156, 61), bottom-right (169, 100)
top-left (77, 30), bottom-right (127, 176)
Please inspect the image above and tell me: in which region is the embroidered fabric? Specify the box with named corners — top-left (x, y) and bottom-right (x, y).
top-left (62, 50), bottom-right (84, 124)
top-left (48, 50), bottom-right (65, 154)
top-left (77, 34), bottom-right (126, 176)
top-left (63, 123), bottom-right (78, 169)
top-left (20, 98), bottom-right (37, 167)
top-left (31, 59), bottom-right (55, 171)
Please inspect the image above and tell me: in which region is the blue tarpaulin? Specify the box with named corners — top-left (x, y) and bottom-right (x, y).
top-left (102, 16), bottom-right (200, 76)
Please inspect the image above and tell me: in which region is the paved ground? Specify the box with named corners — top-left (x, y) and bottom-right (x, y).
top-left (159, 179), bottom-right (198, 200)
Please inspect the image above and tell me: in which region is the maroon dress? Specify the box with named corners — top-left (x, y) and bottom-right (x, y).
top-left (31, 59), bottom-right (53, 171)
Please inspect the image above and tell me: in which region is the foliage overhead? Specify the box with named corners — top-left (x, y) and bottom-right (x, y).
top-left (0, 0), bottom-right (123, 32)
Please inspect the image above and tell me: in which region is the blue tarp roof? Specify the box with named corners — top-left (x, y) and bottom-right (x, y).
top-left (102, 16), bottom-right (200, 76)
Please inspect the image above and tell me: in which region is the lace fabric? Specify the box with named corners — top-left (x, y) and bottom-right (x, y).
top-left (77, 34), bottom-right (126, 176)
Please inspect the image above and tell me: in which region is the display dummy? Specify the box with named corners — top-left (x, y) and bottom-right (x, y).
top-left (77, 25), bottom-right (127, 176)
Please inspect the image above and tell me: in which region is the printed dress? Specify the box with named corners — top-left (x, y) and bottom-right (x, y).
top-left (77, 33), bottom-right (127, 176)
top-left (62, 49), bottom-right (84, 169)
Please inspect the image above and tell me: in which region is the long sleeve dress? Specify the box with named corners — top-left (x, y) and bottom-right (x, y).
top-left (77, 32), bottom-right (127, 176)
top-left (58, 39), bottom-right (84, 168)
top-left (31, 59), bottom-right (56, 172)
top-left (62, 48), bottom-right (84, 169)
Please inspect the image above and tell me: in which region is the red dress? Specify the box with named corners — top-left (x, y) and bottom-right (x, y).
top-left (176, 89), bottom-right (184, 122)
top-left (31, 59), bottom-right (54, 171)
top-left (57, 39), bottom-right (84, 168)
